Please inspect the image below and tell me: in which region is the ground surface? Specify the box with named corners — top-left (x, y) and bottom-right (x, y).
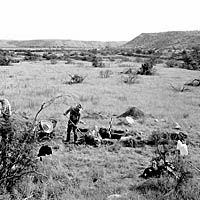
top-left (1, 60), bottom-right (200, 199)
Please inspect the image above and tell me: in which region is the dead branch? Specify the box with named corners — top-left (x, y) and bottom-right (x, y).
top-left (170, 84), bottom-right (189, 92)
top-left (187, 161), bottom-right (200, 173)
top-left (23, 195), bottom-right (33, 200)
top-left (184, 78), bottom-right (200, 86)
top-left (68, 73), bottom-right (73, 78)
top-left (32, 95), bottom-right (63, 128)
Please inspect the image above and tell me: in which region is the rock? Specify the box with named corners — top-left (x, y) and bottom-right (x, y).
top-left (174, 122), bottom-right (181, 130)
top-left (107, 194), bottom-right (124, 200)
top-left (126, 116), bottom-right (135, 124)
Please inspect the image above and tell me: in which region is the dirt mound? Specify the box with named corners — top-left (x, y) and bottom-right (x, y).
top-left (117, 107), bottom-right (145, 119)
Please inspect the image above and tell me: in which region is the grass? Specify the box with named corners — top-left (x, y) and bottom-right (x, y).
top-left (1, 60), bottom-right (200, 199)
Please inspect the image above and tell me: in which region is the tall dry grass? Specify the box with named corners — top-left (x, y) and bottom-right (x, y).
top-left (1, 60), bottom-right (200, 199)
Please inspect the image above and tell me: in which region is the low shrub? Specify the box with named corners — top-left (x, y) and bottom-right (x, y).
top-left (43, 53), bottom-right (58, 60)
top-left (123, 73), bottom-right (138, 84)
top-left (92, 56), bottom-right (105, 67)
top-left (137, 61), bottom-right (156, 75)
top-left (99, 70), bottom-right (113, 78)
top-left (165, 59), bottom-right (179, 68)
top-left (24, 51), bottom-right (41, 61)
top-left (0, 56), bottom-right (11, 66)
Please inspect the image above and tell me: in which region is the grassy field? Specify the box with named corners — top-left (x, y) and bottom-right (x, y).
top-left (1, 59), bottom-right (200, 199)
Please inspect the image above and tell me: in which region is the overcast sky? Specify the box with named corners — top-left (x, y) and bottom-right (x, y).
top-left (0, 0), bottom-right (199, 41)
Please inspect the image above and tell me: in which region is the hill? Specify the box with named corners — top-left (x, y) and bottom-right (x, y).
top-left (124, 31), bottom-right (200, 50)
top-left (0, 39), bottom-right (125, 49)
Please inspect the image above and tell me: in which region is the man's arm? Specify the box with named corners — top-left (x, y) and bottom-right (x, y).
top-left (63, 107), bottom-right (71, 116)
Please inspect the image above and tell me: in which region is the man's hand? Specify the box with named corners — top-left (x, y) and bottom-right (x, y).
top-left (80, 120), bottom-right (86, 125)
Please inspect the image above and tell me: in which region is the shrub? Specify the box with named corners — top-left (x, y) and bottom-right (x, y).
top-left (92, 56), bottom-right (105, 67)
top-left (165, 59), bottom-right (178, 68)
top-left (137, 61), bottom-right (156, 75)
top-left (179, 49), bottom-right (200, 70)
top-left (43, 53), bottom-right (57, 60)
top-left (135, 48), bottom-right (142, 54)
top-left (120, 67), bottom-right (137, 74)
top-left (0, 116), bottom-right (36, 194)
top-left (64, 74), bottom-right (86, 84)
top-left (123, 73), bottom-right (138, 84)
top-left (99, 70), bottom-right (113, 78)
top-left (24, 51), bottom-right (41, 61)
top-left (0, 56), bottom-right (11, 66)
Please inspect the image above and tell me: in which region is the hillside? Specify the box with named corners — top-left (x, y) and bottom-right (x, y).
top-left (0, 39), bottom-right (125, 49)
top-left (125, 31), bottom-right (200, 50)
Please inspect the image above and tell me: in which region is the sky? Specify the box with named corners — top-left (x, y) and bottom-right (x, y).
top-left (0, 0), bottom-right (199, 41)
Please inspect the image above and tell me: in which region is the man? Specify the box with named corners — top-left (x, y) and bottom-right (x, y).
top-left (0, 98), bottom-right (12, 146)
top-left (63, 104), bottom-right (85, 143)
top-left (0, 98), bottom-right (12, 120)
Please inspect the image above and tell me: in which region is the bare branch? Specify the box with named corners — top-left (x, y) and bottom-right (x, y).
top-left (0, 170), bottom-right (48, 183)
top-left (170, 84), bottom-right (189, 92)
top-left (32, 95), bottom-right (63, 127)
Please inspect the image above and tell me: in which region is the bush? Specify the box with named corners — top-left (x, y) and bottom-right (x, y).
top-left (120, 67), bottom-right (136, 74)
top-left (0, 56), bottom-right (11, 66)
top-left (165, 59), bottom-right (178, 68)
top-left (92, 56), bottom-right (105, 67)
top-left (43, 53), bottom-right (58, 60)
top-left (24, 51), bottom-right (41, 61)
top-left (123, 73), bottom-right (138, 84)
top-left (64, 74), bottom-right (86, 84)
top-left (137, 61), bottom-right (156, 75)
top-left (99, 70), bottom-right (113, 78)
top-left (179, 49), bottom-right (200, 70)
top-left (0, 116), bottom-right (36, 194)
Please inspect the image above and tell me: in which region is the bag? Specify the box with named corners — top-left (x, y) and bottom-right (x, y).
top-left (177, 140), bottom-right (188, 156)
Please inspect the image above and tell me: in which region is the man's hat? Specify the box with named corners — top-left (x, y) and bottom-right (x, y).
top-left (76, 104), bottom-right (82, 109)
top-left (40, 120), bottom-right (54, 133)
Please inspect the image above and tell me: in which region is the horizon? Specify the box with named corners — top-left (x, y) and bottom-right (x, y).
top-left (0, 0), bottom-right (200, 41)
top-left (1, 29), bottom-right (200, 42)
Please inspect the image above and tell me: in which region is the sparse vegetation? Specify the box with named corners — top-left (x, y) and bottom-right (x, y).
top-left (1, 44), bottom-right (200, 200)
